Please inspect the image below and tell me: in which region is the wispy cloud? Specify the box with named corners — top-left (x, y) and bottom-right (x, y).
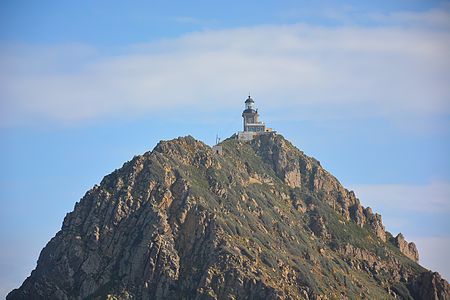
top-left (368, 8), bottom-right (450, 30)
top-left (1, 9), bottom-right (449, 127)
top-left (352, 181), bottom-right (450, 213)
top-left (170, 16), bottom-right (201, 24)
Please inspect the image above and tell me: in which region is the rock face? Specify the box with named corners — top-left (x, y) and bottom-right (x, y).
top-left (8, 134), bottom-right (449, 299)
top-left (409, 272), bottom-right (450, 300)
top-left (393, 233), bottom-right (420, 262)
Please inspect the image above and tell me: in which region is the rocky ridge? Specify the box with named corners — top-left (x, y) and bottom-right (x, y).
top-left (8, 134), bottom-right (449, 299)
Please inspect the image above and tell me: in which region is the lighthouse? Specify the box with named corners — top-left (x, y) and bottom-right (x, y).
top-left (238, 95), bottom-right (273, 140)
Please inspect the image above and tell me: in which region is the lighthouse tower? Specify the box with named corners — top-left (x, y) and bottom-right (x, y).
top-left (238, 95), bottom-right (272, 140)
top-left (242, 95), bottom-right (264, 132)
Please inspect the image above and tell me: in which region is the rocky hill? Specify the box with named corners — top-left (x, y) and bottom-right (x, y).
top-left (8, 134), bottom-right (449, 299)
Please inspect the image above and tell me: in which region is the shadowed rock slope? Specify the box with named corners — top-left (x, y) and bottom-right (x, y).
top-left (8, 134), bottom-right (449, 299)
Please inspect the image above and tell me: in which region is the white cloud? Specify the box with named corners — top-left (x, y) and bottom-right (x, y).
top-left (1, 11), bottom-right (449, 127)
top-left (352, 181), bottom-right (450, 213)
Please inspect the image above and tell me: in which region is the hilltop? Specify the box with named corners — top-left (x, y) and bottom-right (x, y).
top-left (8, 134), bottom-right (449, 299)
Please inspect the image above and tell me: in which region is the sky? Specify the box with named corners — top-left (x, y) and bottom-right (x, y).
top-left (0, 0), bottom-right (449, 297)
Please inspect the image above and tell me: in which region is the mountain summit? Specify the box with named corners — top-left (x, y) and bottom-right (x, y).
top-left (8, 134), bottom-right (449, 299)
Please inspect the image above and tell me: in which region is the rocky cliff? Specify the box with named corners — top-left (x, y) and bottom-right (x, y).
top-left (8, 134), bottom-right (449, 299)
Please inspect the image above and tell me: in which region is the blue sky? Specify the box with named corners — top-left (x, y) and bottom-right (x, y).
top-left (1, 0), bottom-right (450, 297)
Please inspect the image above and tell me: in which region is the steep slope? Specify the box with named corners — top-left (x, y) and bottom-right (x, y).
top-left (8, 134), bottom-right (449, 299)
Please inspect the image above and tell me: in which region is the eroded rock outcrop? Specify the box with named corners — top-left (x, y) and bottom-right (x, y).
top-left (409, 271), bottom-right (450, 300)
top-left (393, 233), bottom-right (420, 262)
